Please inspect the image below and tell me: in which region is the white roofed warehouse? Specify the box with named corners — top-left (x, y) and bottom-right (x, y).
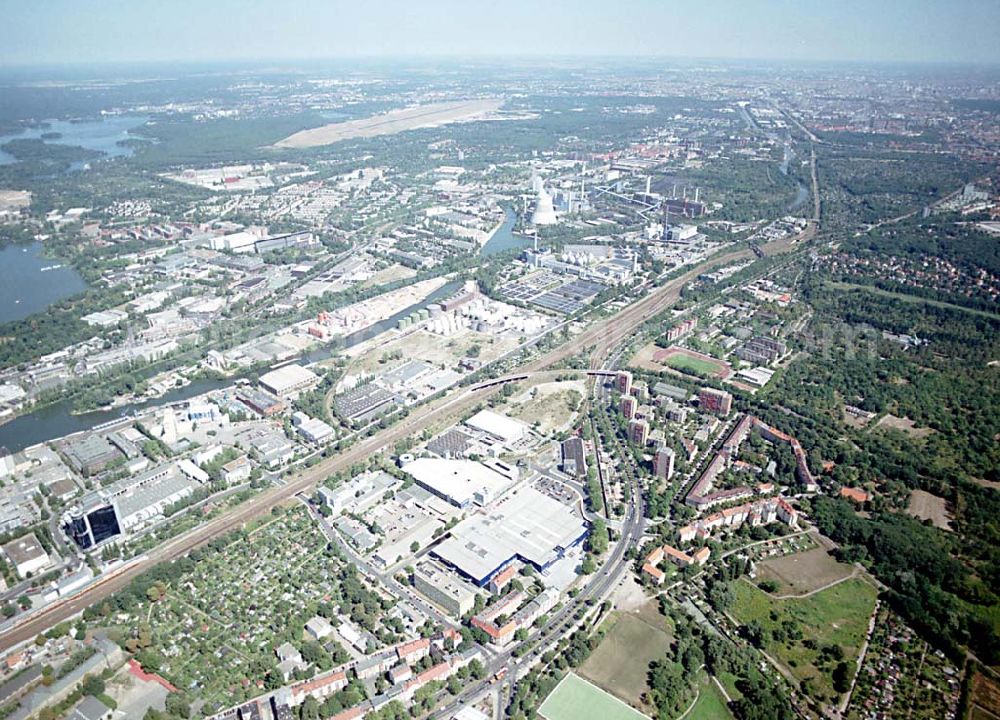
top-left (431, 486), bottom-right (588, 586)
top-left (258, 364), bottom-right (321, 397)
top-left (402, 457), bottom-right (518, 508)
top-left (465, 409), bottom-right (527, 444)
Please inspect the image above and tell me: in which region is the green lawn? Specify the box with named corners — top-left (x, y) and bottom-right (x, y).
top-left (716, 671), bottom-right (744, 702)
top-left (665, 352), bottom-right (724, 377)
top-left (686, 677), bottom-right (735, 720)
top-left (539, 673), bottom-right (650, 720)
top-left (730, 576), bottom-right (877, 701)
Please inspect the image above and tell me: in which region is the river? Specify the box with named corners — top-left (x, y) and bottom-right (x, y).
top-left (0, 115), bottom-right (150, 167)
top-left (779, 142), bottom-right (810, 212)
top-left (0, 279), bottom-right (462, 452)
top-left (481, 207), bottom-right (532, 256)
top-left (0, 242), bottom-right (87, 324)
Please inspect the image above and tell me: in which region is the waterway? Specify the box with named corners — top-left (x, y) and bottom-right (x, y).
top-left (481, 207), bottom-right (532, 257)
top-left (0, 242), bottom-right (87, 324)
top-left (779, 142), bottom-right (810, 212)
top-left (0, 115), bottom-right (150, 167)
top-left (0, 279), bottom-right (462, 452)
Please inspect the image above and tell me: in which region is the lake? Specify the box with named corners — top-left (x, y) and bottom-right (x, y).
top-left (0, 241), bottom-right (87, 324)
top-left (0, 114), bottom-right (150, 166)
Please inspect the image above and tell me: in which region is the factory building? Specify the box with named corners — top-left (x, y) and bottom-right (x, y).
top-left (559, 437), bottom-right (588, 478)
top-left (413, 559), bottom-right (479, 617)
top-left (464, 409), bottom-right (527, 444)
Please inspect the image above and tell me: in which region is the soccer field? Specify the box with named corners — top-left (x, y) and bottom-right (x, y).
top-left (538, 673), bottom-right (650, 720)
top-left (665, 351), bottom-right (727, 377)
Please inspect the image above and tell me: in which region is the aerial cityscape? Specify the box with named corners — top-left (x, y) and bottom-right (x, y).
top-left (0, 2), bottom-right (998, 720)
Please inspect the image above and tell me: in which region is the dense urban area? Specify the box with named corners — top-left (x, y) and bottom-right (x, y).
top-left (0, 53), bottom-right (997, 720)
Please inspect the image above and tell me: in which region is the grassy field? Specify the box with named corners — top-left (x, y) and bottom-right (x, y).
top-left (538, 673), bottom-right (650, 720)
top-left (687, 677), bottom-right (735, 720)
top-left (628, 343), bottom-right (730, 379)
top-left (579, 610), bottom-right (673, 712)
top-left (731, 576), bottom-right (878, 701)
top-left (508, 380), bottom-right (586, 435)
top-left (664, 351), bottom-right (726, 377)
top-left (754, 546), bottom-right (855, 596)
top-left (716, 671), bottom-right (744, 702)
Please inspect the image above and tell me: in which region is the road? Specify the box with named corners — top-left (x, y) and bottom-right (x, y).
top-left (0, 233), bottom-right (800, 653)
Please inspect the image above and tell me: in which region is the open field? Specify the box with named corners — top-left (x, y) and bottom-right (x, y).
top-left (754, 546), bottom-right (856, 596)
top-left (275, 99), bottom-right (505, 148)
top-left (875, 413), bottom-right (935, 439)
top-left (359, 264), bottom-right (416, 289)
top-left (343, 326), bottom-right (519, 378)
top-left (580, 608), bottom-right (673, 712)
top-left (731, 576), bottom-right (878, 700)
top-left (538, 672), bottom-right (650, 720)
top-left (906, 489), bottom-right (952, 531)
top-left (688, 677), bottom-right (735, 720)
top-left (508, 380), bottom-right (586, 435)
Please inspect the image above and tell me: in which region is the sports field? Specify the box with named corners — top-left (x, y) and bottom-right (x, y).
top-left (655, 346), bottom-right (731, 379)
top-left (579, 609), bottom-right (673, 710)
top-left (538, 673), bottom-right (650, 720)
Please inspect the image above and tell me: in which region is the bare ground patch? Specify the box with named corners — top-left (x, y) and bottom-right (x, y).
top-left (754, 546), bottom-right (855, 596)
top-left (905, 489), bottom-right (952, 531)
top-left (874, 413), bottom-right (934, 439)
top-left (507, 380), bottom-right (586, 435)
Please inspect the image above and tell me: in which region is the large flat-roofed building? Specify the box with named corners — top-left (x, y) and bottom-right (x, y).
top-left (259, 364), bottom-right (320, 397)
top-left (2, 532), bottom-right (50, 578)
top-left (402, 457), bottom-right (517, 508)
top-left (464, 409), bottom-right (528, 444)
top-left (236, 387), bottom-right (286, 417)
top-left (432, 486), bottom-right (588, 586)
top-left (61, 434), bottom-right (122, 476)
top-left (334, 383), bottom-right (402, 424)
top-left (413, 559), bottom-right (479, 617)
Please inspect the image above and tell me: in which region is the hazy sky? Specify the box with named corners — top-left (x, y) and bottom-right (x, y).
top-left (0, 0), bottom-right (997, 66)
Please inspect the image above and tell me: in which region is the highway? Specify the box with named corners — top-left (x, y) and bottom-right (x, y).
top-left (0, 232), bottom-right (800, 653)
